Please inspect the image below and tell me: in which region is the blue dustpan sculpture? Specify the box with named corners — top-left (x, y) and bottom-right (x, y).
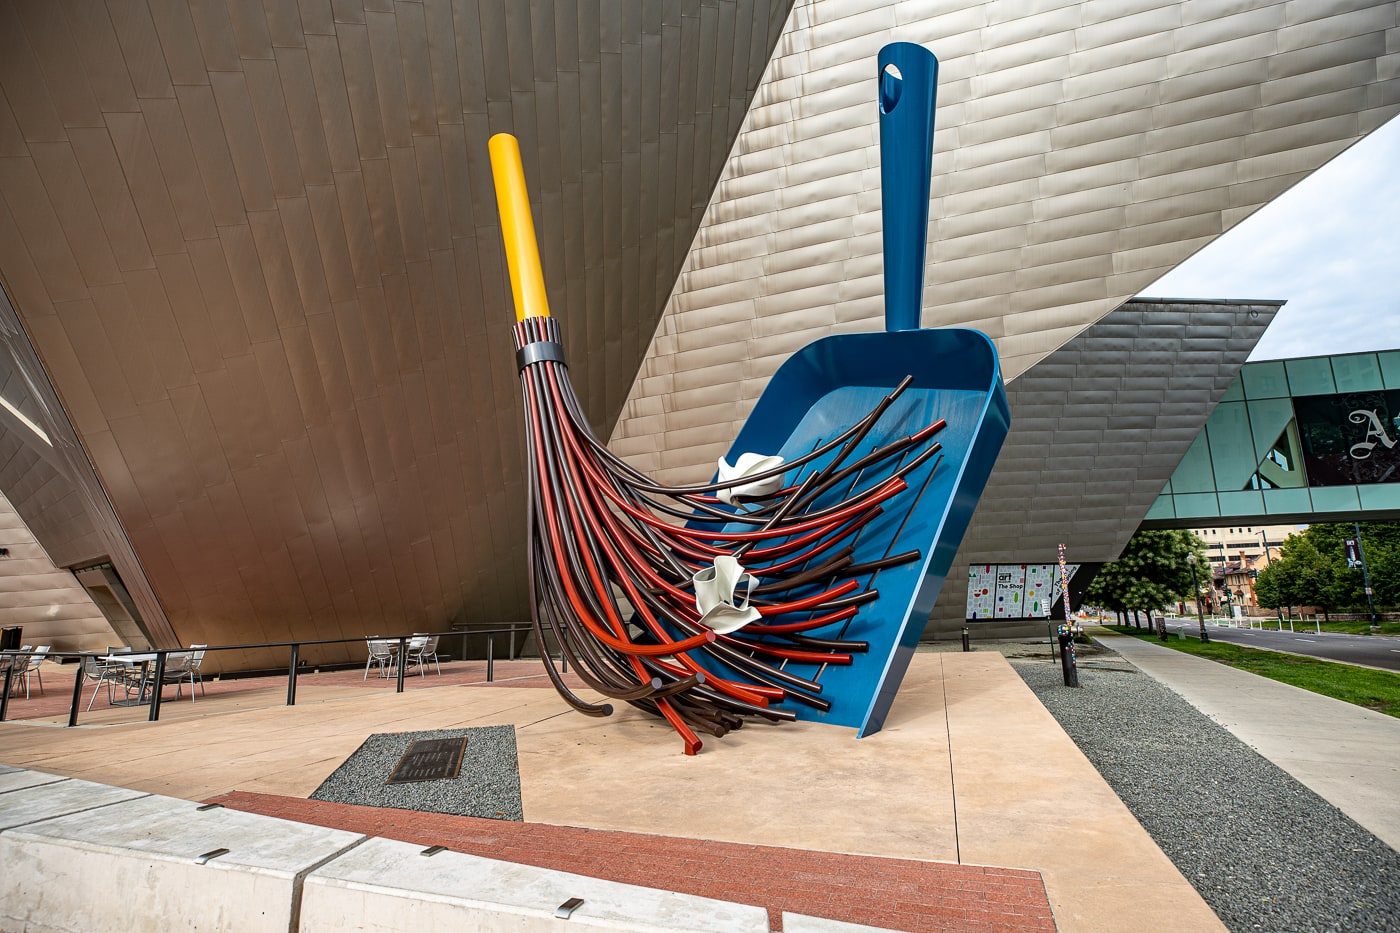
top-left (701, 43), bottom-right (1010, 736)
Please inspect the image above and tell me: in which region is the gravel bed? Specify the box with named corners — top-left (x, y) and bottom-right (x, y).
top-left (311, 725), bottom-right (523, 820)
top-left (1013, 657), bottom-right (1399, 933)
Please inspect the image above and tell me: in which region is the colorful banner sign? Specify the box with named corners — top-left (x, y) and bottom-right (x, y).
top-left (966, 562), bottom-right (1079, 620)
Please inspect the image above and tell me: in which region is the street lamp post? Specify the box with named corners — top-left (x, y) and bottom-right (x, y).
top-left (1188, 553), bottom-right (1209, 643)
top-left (1354, 520), bottom-right (1379, 629)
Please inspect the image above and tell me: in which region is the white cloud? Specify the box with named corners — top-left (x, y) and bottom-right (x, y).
top-left (1142, 115), bottom-right (1400, 362)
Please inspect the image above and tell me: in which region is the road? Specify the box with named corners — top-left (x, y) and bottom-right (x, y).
top-left (1161, 618), bottom-right (1400, 672)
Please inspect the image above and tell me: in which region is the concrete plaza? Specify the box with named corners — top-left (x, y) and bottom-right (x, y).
top-left (0, 652), bottom-right (1221, 932)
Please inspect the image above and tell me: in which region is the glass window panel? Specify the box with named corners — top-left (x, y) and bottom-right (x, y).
top-left (1284, 358), bottom-right (1335, 396)
top-left (1219, 377), bottom-right (1244, 402)
top-left (1244, 398), bottom-right (1298, 478)
top-left (1170, 432), bottom-right (1216, 493)
top-left (1218, 490), bottom-right (1264, 517)
top-left (1379, 350), bottom-right (1400, 389)
top-left (1359, 484), bottom-right (1400, 510)
top-left (1242, 361), bottom-right (1288, 399)
top-left (1330, 354), bottom-right (1382, 393)
top-left (1249, 418), bottom-right (1306, 490)
top-left (1262, 487), bottom-right (1312, 515)
top-left (1144, 495), bottom-right (1175, 520)
top-left (1208, 402), bottom-right (1259, 491)
top-left (1175, 493), bottom-right (1221, 519)
top-left (1310, 486), bottom-right (1361, 513)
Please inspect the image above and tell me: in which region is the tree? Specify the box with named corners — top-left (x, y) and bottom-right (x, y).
top-left (1372, 547), bottom-right (1400, 606)
top-left (1269, 522), bottom-right (1400, 614)
top-left (1258, 535), bottom-right (1336, 617)
top-left (1085, 529), bottom-right (1206, 626)
top-left (1253, 561), bottom-right (1284, 611)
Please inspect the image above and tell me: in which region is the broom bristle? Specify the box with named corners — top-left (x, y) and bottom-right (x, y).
top-left (514, 316), bottom-right (945, 755)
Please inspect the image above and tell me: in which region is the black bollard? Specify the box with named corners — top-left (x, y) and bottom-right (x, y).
top-left (961, 626), bottom-right (970, 652)
top-left (1057, 623), bottom-right (1080, 687)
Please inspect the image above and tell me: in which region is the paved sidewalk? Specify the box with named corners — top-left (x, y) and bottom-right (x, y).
top-left (0, 652), bottom-right (1225, 933)
top-left (1097, 630), bottom-right (1400, 853)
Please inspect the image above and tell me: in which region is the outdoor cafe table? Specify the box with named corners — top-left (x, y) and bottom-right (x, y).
top-left (98, 654), bottom-right (159, 706)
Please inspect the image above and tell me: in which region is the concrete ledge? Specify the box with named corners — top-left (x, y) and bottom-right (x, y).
top-left (0, 780), bottom-right (363, 933)
top-left (0, 771), bottom-right (779, 932)
top-left (299, 835), bottom-right (772, 932)
top-left (0, 776), bottom-right (147, 830)
top-left (0, 769), bottom-right (69, 794)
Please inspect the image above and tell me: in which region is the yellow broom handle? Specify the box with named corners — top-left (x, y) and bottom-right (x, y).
top-left (489, 133), bottom-right (551, 321)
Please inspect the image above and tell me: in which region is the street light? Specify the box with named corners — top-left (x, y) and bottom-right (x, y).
top-left (1187, 553), bottom-right (1209, 644)
top-left (1353, 520), bottom-right (1379, 629)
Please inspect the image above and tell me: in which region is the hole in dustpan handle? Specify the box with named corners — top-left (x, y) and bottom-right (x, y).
top-left (880, 64), bottom-right (903, 113)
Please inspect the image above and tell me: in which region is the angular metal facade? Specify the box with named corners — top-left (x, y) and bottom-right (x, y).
top-left (0, 0), bottom-right (792, 660)
top-left (0, 1), bottom-right (1395, 659)
top-left (611, 0), bottom-right (1400, 486)
top-left (927, 297), bottom-right (1279, 636)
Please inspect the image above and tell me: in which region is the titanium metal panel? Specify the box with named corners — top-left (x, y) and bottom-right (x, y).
top-left (0, 0), bottom-right (793, 667)
top-left (927, 298), bottom-right (1279, 637)
top-left (611, 0), bottom-right (1399, 487)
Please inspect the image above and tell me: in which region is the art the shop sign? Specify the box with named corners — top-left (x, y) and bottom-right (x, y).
top-left (1294, 390), bottom-right (1400, 486)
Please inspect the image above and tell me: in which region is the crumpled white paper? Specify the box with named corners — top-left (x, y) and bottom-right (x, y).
top-left (716, 452), bottom-right (785, 506)
top-left (692, 555), bottom-right (760, 633)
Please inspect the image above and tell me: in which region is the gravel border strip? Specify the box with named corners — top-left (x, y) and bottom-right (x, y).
top-left (1013, 656), bottom-right (1399, 933)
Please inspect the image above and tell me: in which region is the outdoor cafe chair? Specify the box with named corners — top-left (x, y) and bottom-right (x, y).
top-left (401, 635), bottom-right (431, 677)
top-left (159, 651), bottom-right (197, 701)
top-left (19, 646), bottom-right (49, 699)
top-left (82, 653), bottom-right (126, 711)
top-left (186, 645), bottom-right (207, 696)
top-left (363, 638), bottom-right (395, 679)
top-left (406, 634), bottom-right (442, 675)
top-left (103, 646), bottom-right (144, 703)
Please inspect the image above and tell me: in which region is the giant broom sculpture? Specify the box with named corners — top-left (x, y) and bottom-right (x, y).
top-left (492, 43), bottom-right (1009, 755)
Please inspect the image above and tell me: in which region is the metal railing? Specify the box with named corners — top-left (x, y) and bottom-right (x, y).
top-left (0, 625), bottom-right (535, 728)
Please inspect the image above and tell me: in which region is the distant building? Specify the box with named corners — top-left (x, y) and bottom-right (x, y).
top-left (1187, 524), bottom-right (1301, 613)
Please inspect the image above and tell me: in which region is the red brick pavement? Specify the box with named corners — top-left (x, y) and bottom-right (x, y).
top-left (207, 790), bottom-right (1057, 933)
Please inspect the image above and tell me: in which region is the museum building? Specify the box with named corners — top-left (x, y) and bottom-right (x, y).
top-left (0, 0), bottom-right (1397, 664)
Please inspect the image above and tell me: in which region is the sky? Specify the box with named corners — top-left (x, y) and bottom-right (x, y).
top-left (1143, 114), bottom-right (1400, 362)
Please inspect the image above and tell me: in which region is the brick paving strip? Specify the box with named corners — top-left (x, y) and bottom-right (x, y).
top-left (206, 790), bottom-right (1056, 933)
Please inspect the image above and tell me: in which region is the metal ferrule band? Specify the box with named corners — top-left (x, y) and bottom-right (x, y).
top-left (517, 340), bottom-right (567, 371)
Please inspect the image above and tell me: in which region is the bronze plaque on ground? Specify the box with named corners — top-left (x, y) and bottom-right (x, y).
top-left (385, 737), bottom-right (468, 784)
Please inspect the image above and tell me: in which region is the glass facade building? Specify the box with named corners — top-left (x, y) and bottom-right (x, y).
top-left (1147, 350), bottom-right (1400, 525)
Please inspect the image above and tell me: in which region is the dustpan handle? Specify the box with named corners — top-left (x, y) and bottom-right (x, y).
top-left (878, 43), bottom-right (938, 333)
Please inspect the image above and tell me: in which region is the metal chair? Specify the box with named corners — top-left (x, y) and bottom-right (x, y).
top-left (401, 635), bottom-right (431, 677)
top-left (82, 653), bottom-right (124, 711)
top-left (406, 634), bottom-right (442, 675)
top-left (363, 638), bottom-right (395, 679)
top-left (185, 645), bottom-right (207, 696)
top-left (159, 651), bottom-right (196, 701)
top-left (103, 646), bottom-right (142, 703)
top-left (19, 646), bottom-right (49, 699)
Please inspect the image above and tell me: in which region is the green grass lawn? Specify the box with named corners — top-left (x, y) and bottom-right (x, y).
top-left (1106, 625), bottom-right (1400, 719)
